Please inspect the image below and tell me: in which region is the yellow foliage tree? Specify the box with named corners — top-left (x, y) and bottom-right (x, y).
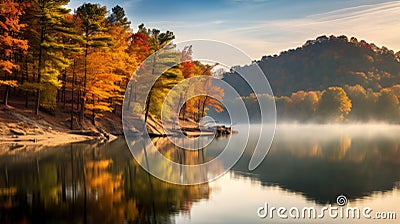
top-left (318, 86), bottom-right (352, 121)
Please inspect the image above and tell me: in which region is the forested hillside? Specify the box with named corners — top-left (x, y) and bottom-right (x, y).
top-left (1, 1), bottom-right (398, 127)
top-left (0, 1), bottom-right (222, 132)
top-left (222, 35), bottom-right (400, 122)
top-left (224, 35), bottom-right (400, 96)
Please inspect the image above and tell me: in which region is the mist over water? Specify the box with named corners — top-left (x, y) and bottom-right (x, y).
top-left (232, 123), bottom-right (400, 195)
top-left (172, 122), bottom-right (400, 223)
top-left (233, 122), bottom-right (400, 138)
top-left (274, 122), bottom-right (400, 138)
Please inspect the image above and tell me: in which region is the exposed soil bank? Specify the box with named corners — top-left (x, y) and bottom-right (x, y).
top-left (0, 105), bottom-right (113, 147)
top-left (0, 104), bottom-right (233, 151)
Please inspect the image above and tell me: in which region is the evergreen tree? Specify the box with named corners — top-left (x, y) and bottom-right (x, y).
top-left (75, 3), bottom-right (113, 123)
top-left (107, 5), bottom-right (131, 29)
top-left (106, 6), bottom-right (137, 115)
top-left (23, 0), bottom-right (74, 114)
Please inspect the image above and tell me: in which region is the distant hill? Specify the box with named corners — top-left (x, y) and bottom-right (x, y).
top-left (223, 35), bottom-right (400, 96)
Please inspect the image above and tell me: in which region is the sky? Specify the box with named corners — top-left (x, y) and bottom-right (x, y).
top-left (67, 0), bottom-right (400, 59)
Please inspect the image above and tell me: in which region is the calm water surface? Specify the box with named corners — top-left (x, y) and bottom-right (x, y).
top-left (0, 124), bottom-right (399, 223)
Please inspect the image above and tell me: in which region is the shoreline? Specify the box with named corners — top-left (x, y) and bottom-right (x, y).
top-left (0, 106), bottom-right (116, 147)
top-left (0, 131), bottom-right (98, 147)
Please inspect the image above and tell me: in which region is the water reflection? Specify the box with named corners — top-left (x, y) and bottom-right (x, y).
top-left (1, 125), bottom-right (400, 223)
top-left (125, 136), bottom-right (227, 185)
top-left (0, 139), bottom-right (210, 223)
top-left (232, 125), bottom-right (400, 204)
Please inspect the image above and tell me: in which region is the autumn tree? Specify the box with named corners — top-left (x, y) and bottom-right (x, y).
top-left (105, 5), bottom-right (137, 115)
top-left (375, 89), bottom-right (399, 121)
top-left (288, 90), bottom-right (320, 121)
top-left (177, 46), bottom-right (194, 120)
top-left (176, 58), bottom-right (225, 121)
top-left (21, 0), bottom-right (74, 114)
top-left (161, 60), bottom-right (225, 123)
top-left (124, 26), bottom-right (152, 112)
top-left (318, 87), bottom-right (352, 121)
top-left (128, 25), bottom-right (151, 63)
top-left (75, 3), bottom-right (113, 123)
top-left (140, 26), bottom-right (175, 123)
top-left (0, 0), bottom-right (28, 106)
top-left (152, 66), bottom-right (183, 122)
top-left (344, 84), bottom-right (371, 120)
top-left (275, 96), bottom-right (292, 120)
top-left (196, 63), bottom-right (224, 120)
top-left (183, 62), bottom-right (226, 123)
top-left (83, 50), bottom-right (123, 125)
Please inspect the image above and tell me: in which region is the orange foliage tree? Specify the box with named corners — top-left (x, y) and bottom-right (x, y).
top-left (0, 0), bottom-right (28, 105)
top-left (82, 50), bottom-right (123, 125)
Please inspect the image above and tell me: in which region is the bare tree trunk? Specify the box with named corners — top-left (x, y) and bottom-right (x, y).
top-left (3, 86), bottom-right (10, 106)
top-left (80, 43), bottom-right (89, 124)
top-left (200, 96), bottom-right (209, 118)
top-left (144, 89), bottom-right (153, 126)
top-left (24, 59), bottom-right (29, 108)
top-left (35, 90), bottom-right (40, 115)
top-left (127, 82), bottom-right (134, 110)
top-left (92, 93), bottom-right (95, 125)
top-left (77, 89), bottom-right (80, 111)
top-left (71, 60), bottom-right (76, 130)
top-left (144, 53), bottom-right (158, 127)
top-left (35, 22), bottom-right (45, 116)
top-left (25, 92), bottom-right (29, 108)
top-left (62, 69), bottom-right (67, 109)
top-left (196, 98), bottom-right (202, 121)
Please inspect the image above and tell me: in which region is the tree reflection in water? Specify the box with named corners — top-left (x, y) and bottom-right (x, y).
top-left (232, 126), bottom-right (400, 204)
top-left (0, 138), bottom-right (210, 224)
top-left (1, 125), bottom-right (400, 223)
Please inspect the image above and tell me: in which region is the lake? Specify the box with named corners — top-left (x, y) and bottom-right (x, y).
top-left (0, 124), bottom-right (399, 223)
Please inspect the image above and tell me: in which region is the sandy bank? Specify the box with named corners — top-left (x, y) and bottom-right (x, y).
top-left (0, 106), bottom-right (102, 147)
top-left (0, 132), bottom-right (95, 146)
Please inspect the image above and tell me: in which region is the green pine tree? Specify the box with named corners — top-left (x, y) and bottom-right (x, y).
top-left (22, 0), bottom-right (74, 114)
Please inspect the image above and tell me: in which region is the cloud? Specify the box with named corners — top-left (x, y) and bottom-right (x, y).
top-left (307, 1), bottom-right (400, 21)
top-left (136, 1), bottom-right (400, 59)
top-left (205, 1), bottom-right (400, 58)
top-left (211, 20), bottom-right (226, 25)
top-left (226, 0), bottom-right (270, 3)
top-left (120, 0), bottom-right (142, 9)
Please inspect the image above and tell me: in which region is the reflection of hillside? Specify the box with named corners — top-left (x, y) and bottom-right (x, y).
top-left (126, 137), bottom-right (225, 184)
top-left (153, 137), bottom-right (213, 165)
top-left (277, 135), bottom-right (353, 161)
top-left (0, 139), bottom-right (211, 223)
top-left (233, 130), bottom-right (400, 204)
